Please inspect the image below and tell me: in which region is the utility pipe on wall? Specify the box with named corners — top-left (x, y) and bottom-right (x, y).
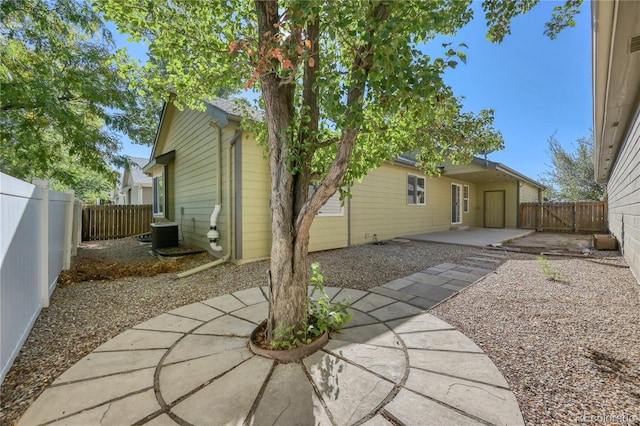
top-left (207, 204), bottom-right (223, 251)
top-left (177, 127), bottom-right (237, 278)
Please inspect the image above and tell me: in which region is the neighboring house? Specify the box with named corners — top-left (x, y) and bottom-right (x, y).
top-left (109, 185), bottom-right (123, 205)
top-left (144, 99), bottom-right (543, 263)
top-left (120, 156), bottom-right (153, 205)
top-left (592, 1), bottom-right (640, 281)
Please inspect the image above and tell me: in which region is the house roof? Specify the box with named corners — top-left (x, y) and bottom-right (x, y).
top-left (147, 97), bottom-right (263, 164)
top-left (592, 1), bottom-right (640, 183)
top-left (395, 153), bottom-right (544, 189)
top-left (205, 98), bottom-right (264, 122)
top-left (147, 97), bottom-right (541, 189)
top-left (124, 156), bottom-right (152, 185)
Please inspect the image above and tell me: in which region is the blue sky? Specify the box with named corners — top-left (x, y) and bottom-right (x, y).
top-left (116, 1), bottom-right (593, 182)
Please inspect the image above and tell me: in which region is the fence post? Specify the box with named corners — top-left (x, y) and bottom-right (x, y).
top-left (63, 190), bottom-right (75, 270)
top-left (72, 201), bottom-right (81, 255)
top-left (33, 179), bottom-right (50, 308)
top-left (537, 203), bottom-right (543, 232)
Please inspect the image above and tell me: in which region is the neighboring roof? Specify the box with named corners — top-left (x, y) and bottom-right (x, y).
top-left (395, 152), bottom-right (544, 189)
top-left (125, 156), bottom-right (152, 185)
top-left (592, 1), bottom-right (640, 183)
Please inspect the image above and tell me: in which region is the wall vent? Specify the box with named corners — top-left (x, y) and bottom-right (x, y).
top-left (630, 34), bottom-right (640, 53)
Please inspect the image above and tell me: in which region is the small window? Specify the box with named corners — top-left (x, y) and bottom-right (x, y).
top-left (407, 174), bottom-right (426, 205)
top-left (153, 172), bottom-right (165, 217)
top-left (463, 185), bottom-right (470, 213)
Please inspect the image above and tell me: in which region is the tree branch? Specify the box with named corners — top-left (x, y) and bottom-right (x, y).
top-left (295, 1), bottom-right (389, 234)
top-left (1, 95), bottom-right (85, 111)
top-left (292, 13), bottom-right (321, 218)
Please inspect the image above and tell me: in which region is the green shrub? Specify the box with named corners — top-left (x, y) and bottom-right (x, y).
top-left (537, 256), bottom-right (563, 282)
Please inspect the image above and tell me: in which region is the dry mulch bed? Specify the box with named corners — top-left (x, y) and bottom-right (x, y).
top-left (57, 239), bottom-right (209, 286)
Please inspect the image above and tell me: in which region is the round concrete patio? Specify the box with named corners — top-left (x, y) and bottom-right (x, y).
top-left (18, 283), bottom-right (524, 426)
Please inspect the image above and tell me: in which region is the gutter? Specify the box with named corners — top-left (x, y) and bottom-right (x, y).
top-left (495, 164), bottom-right (545, 189)
top-left (592, 0), bottom-right (618, 183)
top-left (177, 129), bottom-right (239, 278)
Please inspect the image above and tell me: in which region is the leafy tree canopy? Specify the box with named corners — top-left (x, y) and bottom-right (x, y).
top-left (97, 0), bottom-right (581, 188)
top-left (47, 148), bottom-right (117, 203)
top-left (540, 132), bottom-right (605, 201)
top-left (0, 0), bottom-right (161, 191)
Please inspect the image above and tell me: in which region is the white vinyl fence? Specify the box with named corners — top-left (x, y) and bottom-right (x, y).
top-left (1, 173), bottom-right (80, 383)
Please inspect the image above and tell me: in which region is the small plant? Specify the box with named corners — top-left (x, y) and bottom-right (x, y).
top-left (270, 323), bottom-right (311, 350)
top-left (308, 262), bottom-right (352, 336)
top-left (269, 262), bottom-right (352, 350)
top-left (537, 256), bottom-right (562, 281)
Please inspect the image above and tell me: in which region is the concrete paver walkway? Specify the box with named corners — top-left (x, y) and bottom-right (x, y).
top-left (19, 251), bottom-right (523, 426)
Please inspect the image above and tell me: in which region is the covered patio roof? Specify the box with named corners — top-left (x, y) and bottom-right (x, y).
top-left (395, 154), bottom-right (545, 188)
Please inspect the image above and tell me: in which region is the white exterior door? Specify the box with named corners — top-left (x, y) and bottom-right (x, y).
top-left (451, 184), bottom-right (462, 224)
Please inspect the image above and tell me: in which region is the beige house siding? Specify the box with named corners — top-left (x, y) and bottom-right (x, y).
top-left (151, 107), bottom-right (237, 257)
top-left (519, 181), bottom-right (540, 203)
top-left (309, 214), bottom-right (349, 252)
top-left (238, 134), bottom-right (348, 261)
top-left (240, 135), bottom-right (271, 260)
top-left (150, 105), bottom-right (542, 263)
top-left (349, 164), bottom-right (472, 245)
top-left (607, 113), bottom-right (640, 281)
top-left (462, 182), bottom-right (479, 226)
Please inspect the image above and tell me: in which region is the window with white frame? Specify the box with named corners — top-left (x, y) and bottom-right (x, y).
top-left (407, 174), bottom-right (426, 205)
top-left (153, 172), bottom-right (165, 217)
top-left (310, 184), bottom-right (344, 216)
top-left (463, 185), bottom-right (470, 213)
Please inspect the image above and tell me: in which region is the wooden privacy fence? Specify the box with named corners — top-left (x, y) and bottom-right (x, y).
top-left (520, 201), bottom-right (608, 233)
top-left (82, 205), bottom-right (153, 240)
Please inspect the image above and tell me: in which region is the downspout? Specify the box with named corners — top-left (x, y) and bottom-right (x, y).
top-left (516, 180), bottom-right (521, 229)
top-left (177, 128), bottom-right (239, 278)
top-left (211, 120), bottom-right (223, 205)
top-left (347, 183), bottom-right (352, 247)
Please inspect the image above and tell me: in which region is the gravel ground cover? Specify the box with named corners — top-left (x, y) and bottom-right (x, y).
top-left (1, 237), bottom-right (475, 425)
top-left (432, 253), bottom-right (640, 426)
top-left (3, 237), bottom-right (639, 425)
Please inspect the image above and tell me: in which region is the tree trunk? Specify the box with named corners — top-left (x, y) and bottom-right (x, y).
top-left (255, 0), bottom-right (308, 342)
top-left (267, 226), bottom-right (311, 342)
top-left (255, 0), bottom-right (387, 344)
